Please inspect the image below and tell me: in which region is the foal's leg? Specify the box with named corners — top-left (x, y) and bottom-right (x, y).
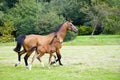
top-left (53, 54), bottom-right (57, 65)
top-left (37, 52), bottom-right (45, 68)
top-left (31, 52), bottom-right (39, 65)
top-left (29, 52), bottom-right (39, 69)
top-left (50, 54), bottom-right (57, 65)
top-left (15, 50), bottom-right (26, 67)
top-left (48, 53), bottom-right (53, 69)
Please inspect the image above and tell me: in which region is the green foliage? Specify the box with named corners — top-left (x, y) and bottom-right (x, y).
top-left (0, 20), bottom-right (15, 42)
top-left (35, 11), bottom-right (64, 35)
top-left (0, 0), bottom-right (120, 42)
top-left (64, 31), bottom-right (77, 41)
top-left (78, 26), bottom-right (93, 35)
top-left (15, 17), bottom-right (36, 36)
top-left (103, 7), bottom-right (120, 34)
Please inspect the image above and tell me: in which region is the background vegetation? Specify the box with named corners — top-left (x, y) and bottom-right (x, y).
top-left (0, 0), bottom-right (120, 42)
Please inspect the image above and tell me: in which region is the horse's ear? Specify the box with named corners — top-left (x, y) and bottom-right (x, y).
top-left (66, 18), bottom-right (72, 22)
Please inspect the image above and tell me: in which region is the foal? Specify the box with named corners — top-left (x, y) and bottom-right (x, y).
top-left (30, 35), bottom-right (62, 69)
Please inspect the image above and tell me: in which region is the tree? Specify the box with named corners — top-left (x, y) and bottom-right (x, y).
top-left (0, 20), bottom-right (15, 42)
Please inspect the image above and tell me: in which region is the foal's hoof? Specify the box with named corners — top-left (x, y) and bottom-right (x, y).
top-left (50, 61), bottom-right (55, 65)
top-left (26, 66), bottom-right (31, 70)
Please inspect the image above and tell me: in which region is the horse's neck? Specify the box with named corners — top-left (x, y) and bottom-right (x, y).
top-left (56, 25), bottom-right (67, 42)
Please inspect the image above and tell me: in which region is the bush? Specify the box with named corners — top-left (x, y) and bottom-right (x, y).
top-left (78, 26), bottom-right (93, 35)
top-left (0, 20), bottom-right (15, 42)
top-left (64, 31), bottom-right (77, 41)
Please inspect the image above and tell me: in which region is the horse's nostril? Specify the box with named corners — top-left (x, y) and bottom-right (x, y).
top-left (74, 29), bottom-right (78, 33)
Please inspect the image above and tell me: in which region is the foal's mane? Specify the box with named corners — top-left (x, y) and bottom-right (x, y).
top-left (49, 35), bottom-right (57, 45)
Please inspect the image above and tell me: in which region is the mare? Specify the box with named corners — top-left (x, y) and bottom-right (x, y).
top-left (13, 20), bottom-right (78, 69)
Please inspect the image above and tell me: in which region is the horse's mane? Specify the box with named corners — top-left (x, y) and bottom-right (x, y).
top-left (50, 22), bottom-right (66, 44)
top-left (54, 23), bottom-right (64, 32)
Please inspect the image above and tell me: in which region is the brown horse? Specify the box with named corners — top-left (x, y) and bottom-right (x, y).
top-left (29, 35), bottom-right (62, 69)
top-left (14, 20), bottom-right (78, 69)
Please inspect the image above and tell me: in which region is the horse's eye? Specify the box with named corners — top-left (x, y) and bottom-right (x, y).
top-left (70, 24), bottom-right (72, 26)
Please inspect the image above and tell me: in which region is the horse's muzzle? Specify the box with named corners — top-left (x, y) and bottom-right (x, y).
top-left (73, 29), bottom-right (78, 33)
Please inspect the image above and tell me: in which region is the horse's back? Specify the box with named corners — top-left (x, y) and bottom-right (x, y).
top-left (23, 33), bottom-right (55, 51)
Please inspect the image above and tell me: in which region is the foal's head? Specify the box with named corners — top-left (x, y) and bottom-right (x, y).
top-left (65, 20), bottom-right (78, 33)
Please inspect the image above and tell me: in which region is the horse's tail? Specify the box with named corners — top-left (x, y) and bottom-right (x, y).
top-left (13, 35), bottom-right (26, 52)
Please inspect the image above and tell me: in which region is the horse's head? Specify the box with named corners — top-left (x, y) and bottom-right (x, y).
top-left (66, 20), bottom-right (78, 33)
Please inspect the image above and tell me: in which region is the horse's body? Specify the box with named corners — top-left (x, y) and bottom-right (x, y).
top-left (14, 20), bottom-right (78, 69)
top-left (24, 33), bottom-right (55, 51)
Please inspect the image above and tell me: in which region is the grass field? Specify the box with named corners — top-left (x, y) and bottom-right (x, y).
top-left (0, 35), bottom-right (120, 80)
top-left (64, 35), bottom-right (120, 45)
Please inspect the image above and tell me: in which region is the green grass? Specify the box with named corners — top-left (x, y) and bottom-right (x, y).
top-left (0, 46), bottom-right (120, 80)
top-left (64, 35), bottom-right (120, 45)
top-left (0, 35), bottom-right (120, 46)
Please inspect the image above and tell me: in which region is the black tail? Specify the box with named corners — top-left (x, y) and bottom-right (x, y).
top-left (13, 35), bottom-right (26, 52)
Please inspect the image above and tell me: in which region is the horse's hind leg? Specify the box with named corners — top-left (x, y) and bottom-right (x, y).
top-left (24, 51), bottom-right (33, 70)
top-left (15, 50), bottom-right (26, 67)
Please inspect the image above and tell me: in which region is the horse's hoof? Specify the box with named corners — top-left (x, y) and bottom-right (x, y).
top-left (13, 48), bottom-right (18, 52)
top-left (15, 61), bottom-right (21, 67)
top-left (29, 65), bottom-right (32, 70)
top-left (26, 66), bottom-right (30, 70)
top-left (53, 63), bottom-right (56, 66)
top-left (60, 64), bottom-right (63, 66)
top-left (48, 66), bottom-right (51, 69)
top-left (15, 64), bottom-right (18, 67)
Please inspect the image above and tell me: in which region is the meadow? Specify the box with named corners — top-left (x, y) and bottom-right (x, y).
top-left (0, 35), bottom-right (120, 80)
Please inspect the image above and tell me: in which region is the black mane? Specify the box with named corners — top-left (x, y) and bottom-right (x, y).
top-left (54, 23), bottom-right (63, 32)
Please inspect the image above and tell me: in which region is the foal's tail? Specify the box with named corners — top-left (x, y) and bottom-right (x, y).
top-left (30, 46), bottom-right (37, 52)
top-left (13, 35), bottom-right (26, 52)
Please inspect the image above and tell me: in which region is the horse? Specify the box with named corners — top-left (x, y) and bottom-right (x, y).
top-left (30, 35), bottom-right (62, 69)
top-left (14, 20), bottom-right (78, 69)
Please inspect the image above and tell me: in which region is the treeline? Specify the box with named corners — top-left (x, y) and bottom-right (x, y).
top-left (0, 0), bottom-right (120, 42)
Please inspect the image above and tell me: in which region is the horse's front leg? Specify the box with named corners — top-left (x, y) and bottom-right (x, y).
top-left (56, 49), bottom-right (63, 66)
top-left (15, 50), bottom-right (26, 67)
top-left (57, 53), bottom-right (63, 66)
top-left (51, 50), bottom-right (63, 66)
